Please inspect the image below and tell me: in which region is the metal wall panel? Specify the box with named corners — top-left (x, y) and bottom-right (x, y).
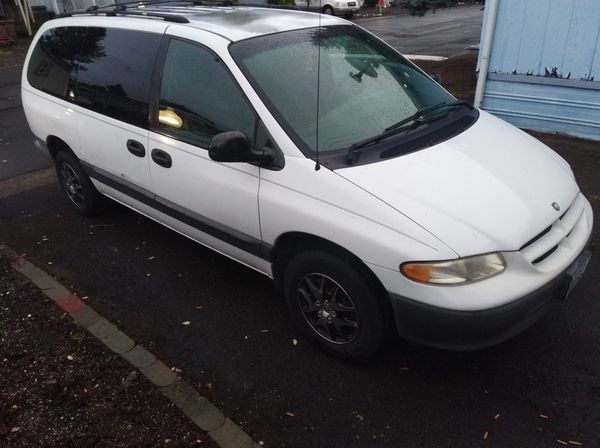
top-left (480, 0), bottom-right (600, 140)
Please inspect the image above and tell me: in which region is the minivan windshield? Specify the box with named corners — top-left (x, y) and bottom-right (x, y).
top-left (230, 25), bottom-right (458, 155)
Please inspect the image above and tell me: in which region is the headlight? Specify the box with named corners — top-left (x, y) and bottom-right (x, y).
top-left (401, 253), bottom-right (506, 285)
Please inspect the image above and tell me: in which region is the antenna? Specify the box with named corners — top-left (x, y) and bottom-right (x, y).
top-left (314, 0), bottom-right (322, 171)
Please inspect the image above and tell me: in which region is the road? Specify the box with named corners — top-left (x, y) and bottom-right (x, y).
top-left (0, 68), bottom-right (52, 181)
top-left (356, 4), bottom-right (483, 57)
top-left (2, 7), bottom-right (599, 447)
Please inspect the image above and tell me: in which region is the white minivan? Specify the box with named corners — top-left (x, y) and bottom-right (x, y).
top-left (22, 4), bottom-right (593, 360)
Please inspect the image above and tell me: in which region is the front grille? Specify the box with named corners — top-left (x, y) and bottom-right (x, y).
top-left (520, 194), bottom-right (587, 269)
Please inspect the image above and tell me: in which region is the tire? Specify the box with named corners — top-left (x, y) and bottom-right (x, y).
top-left (55, 150), bottom-right (103, 217)
top-left (283, 250), bottom-right (388, 361)
top-left (322, 5), bottom-right (334, 14)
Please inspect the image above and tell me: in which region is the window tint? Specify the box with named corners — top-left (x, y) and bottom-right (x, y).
top-left (27, 27), bottom-right (85, 98)
top-left (75, 28), bottom-right (161, 128)
top-left (157, 39), bottom-right (255, 147)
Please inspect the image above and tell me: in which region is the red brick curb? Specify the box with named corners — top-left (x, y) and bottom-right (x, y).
top-left (55, 294), bottom-right (86, 313)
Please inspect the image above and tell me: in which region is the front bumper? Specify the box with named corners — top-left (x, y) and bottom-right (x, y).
top-left (389, 248), bottom-right (592, 350)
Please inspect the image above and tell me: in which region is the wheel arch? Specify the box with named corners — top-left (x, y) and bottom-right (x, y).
top-left (271, 231), bottom-right (388, 299)
top-left (46, 135), bottom-right (76, 160)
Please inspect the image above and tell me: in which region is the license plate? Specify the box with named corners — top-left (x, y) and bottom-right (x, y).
top-left (564, 250), bottom-right (591, 300)
top-left (348, 2), bottom-right (356, 5)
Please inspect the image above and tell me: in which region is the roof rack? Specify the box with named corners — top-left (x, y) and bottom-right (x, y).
top-left (57, 0), bottom-right (301, 22)
top-left (57, 9), bottom-right (190, 22)
top-left (57, 0), bottom-right (197, 22)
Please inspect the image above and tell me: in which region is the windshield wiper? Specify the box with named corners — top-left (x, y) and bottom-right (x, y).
top-left (345, 100), bottom-right (471, 165)
top-left (385, 100), bottom-right (470, 132)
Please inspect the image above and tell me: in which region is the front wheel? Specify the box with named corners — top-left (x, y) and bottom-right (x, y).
top-left (55, 151), bottom-right (103, 217)
top-left (283, 250), bottom-right (388, 361)
top-left (322, 5), bottom-right (334, 14)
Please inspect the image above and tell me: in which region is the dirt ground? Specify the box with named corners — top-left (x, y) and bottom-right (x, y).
top-left (0, 257), bottom-right (217, 448)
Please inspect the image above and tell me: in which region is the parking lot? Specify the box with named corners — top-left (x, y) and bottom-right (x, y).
top-left (1, 4), bottom-right (599, 447)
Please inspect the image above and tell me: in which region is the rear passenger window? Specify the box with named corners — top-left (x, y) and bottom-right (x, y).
top-left (27, 26), bottom-right (85, 99)
top-left (157, 39), bottom-right (256, 147)
top-left (75, 27), bottom-right (161, 128)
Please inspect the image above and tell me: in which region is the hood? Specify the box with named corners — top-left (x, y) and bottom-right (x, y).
top-left (336, 110), bottom-right (580, 256)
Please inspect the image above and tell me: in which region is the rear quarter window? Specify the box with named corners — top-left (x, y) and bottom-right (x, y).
top-left (27, 26), bottom-right (86, 99)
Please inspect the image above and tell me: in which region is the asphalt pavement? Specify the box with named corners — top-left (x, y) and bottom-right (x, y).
top-left (0, 68), bottom-right (52, 181)
top-left (1, 6), bottom-right (599, 447)
top-left (356, 4), bottom-right (483, 57)
top-left (1, 170), bottom-right (599, 448)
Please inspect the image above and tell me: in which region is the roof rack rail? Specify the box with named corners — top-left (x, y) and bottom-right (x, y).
top-left (85, 0), bottom-right (197, 13)
top-left (57, 9), bottom-right (190, 23)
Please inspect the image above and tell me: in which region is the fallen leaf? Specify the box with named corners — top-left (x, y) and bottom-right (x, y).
top-left (11, 427), bottom-right (20, 432)
top-left (286, 412), bottom-right (295, 417)
top-left (494, 413), bottom-right (501, 420)
top-left (66, 355), bottom-right (74, 361)
top-left (540, 414), bottom-right (549, 419)
top-left (557, 441), bottom-right (568, 446)
top-left (568, 442), bottom-right (583, 446)
top-left (260, 329), bottom-right (269, 333)
top-left (483, 431), bottom-right (489, 440)
top-left (292, 339), bottom-right (298, 346)
top-left (181, 321), bottom-right (191, 326)
top-left (148, 256), bottom-right (155, 260)
top-left (355, 414), bottom-right (364, 422)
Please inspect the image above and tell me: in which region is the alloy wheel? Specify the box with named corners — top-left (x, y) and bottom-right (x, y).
top-left (297, 273), bottom-right (360, 344)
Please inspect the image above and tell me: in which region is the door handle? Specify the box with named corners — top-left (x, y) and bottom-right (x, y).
top-left (151, 148), bottom-right (172, 168)
top-left (126, 139), bottom-right (146, 157)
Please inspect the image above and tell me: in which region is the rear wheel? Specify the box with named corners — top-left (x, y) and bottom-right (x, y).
top-left (55, 151), bottom-right (103, 217)
top-left (283, 250), bottom-right (388, 361)
top-left (322, 5), bottom-right (334, 14)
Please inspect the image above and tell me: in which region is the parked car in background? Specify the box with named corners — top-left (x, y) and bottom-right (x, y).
top-left (295, 0), bottom-right (360, 18)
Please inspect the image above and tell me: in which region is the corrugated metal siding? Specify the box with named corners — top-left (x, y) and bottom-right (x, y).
top-left (480, 0), bottom-right (600, 141)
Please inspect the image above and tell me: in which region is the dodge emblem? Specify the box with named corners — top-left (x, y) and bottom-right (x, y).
top-left (552, 202), bottom-right (560, 211)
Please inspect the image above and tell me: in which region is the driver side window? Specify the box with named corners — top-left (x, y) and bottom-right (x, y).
top-left (157, 39), bottom-right (255, 148)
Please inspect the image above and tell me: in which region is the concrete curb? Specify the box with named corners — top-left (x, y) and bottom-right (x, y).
top-left (0, 244), bottom-right (261, 448)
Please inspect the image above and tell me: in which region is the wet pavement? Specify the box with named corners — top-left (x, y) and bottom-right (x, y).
top-left (356, 4), bottom-right (484, 57)
top-left (1, 172), bottom-right (599, 447)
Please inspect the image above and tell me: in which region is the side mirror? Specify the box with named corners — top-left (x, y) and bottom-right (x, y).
top-left (209, 131), bottom-right (271, 164)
